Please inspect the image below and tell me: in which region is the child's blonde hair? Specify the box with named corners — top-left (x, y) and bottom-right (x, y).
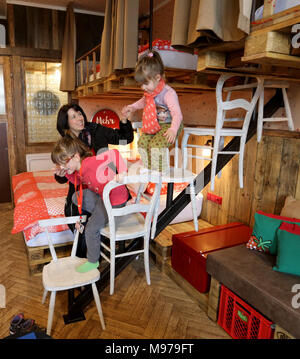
top-left (51, 131), bottom-right (93, 165)
top-left (135, 50), bottom-right (165, 84)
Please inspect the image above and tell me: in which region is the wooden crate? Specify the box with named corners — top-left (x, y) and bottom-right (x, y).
top-left (197, 51), bottom-right (226, 72)
top-left (273, 325), bottom-right (296, 339)
top-left (25, 241), bottom-right (73, 276)
top-left (207, 277), bottom-right (221, 322)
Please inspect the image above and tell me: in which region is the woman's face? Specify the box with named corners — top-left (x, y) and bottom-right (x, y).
top-left (67, 108), bottom-right (85, 136)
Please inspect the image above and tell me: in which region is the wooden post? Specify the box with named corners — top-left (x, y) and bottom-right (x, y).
top-left (86, 55), bottom-right (89, 84)
top-left (7, 4), bottom-right (15, 47)
top-left (93, 51), bottom-right (96, 79)
top-left (207, 277), bottom-right (221, 322)
top-left (52, 10), bottom-right (59, 50)
top-left (263, 0), bottom-right (275, 18)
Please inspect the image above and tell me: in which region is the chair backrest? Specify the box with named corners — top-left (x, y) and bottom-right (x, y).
top-left (102, 173), bottom-right (162, 240)
top-left (38, 215), bottom-right (87, 261)
top-left (181, 127), bottom-right (215, 171)
top-left (216, 74), bottom-right (263, 132)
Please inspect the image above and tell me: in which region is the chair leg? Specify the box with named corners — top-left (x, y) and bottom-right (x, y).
top-left (47, 291), bottom-right (56, 336)
top-left (110, 242), bottom-right (115, 295)
top-left (42, 289), bottom-right (48, 304)
top-left (144, 236), bottom-right (151, 285)
top-left (238, 136), bottom-right (246, 189)
top-left (92, 282), bottom-right (106, 330)
top-left (282, 88), bottom-right (294, 131)
top-left (151, 194), bottom-right (160, 239)
top-left (210, 136), bottom-right (220, 191)
top-left (257, 87), bottom-right (264, 143)
top-left (189, 182), bottom-right (198, 232)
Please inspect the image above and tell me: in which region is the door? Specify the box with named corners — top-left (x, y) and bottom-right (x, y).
top-left (0, 122), bottom-right (10, 202)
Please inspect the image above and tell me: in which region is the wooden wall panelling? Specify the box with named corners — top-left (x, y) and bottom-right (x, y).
top-left (11, 4), bottom-right (65, 50)
top-left (200, 134), bottom-right (300, 228)
top-left (259, 135), bottom-right (284, 214)
top-left (274, 137), bottom-right (300, 213)
top-left (295, 166), bottom-right (300, 200)
top-left (250, 136), bottom-right (268, 226)
top-left (51, 10), bottom-right (59, 50)
top-left (7, 4), bottom-right (15, 47)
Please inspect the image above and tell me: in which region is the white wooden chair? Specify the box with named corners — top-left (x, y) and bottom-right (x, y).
top-left (39, 216), bottom-right (105, 336)
top-left (132, 121), bottom-right (199, 234)
top-left (154, 137), bottom-right (199, 233)
top-left (100, 172), bottom-right (162, 295)
top-left (257, 80), bottom-right (294, 142)
top-left (184, 74), bottom-right (262, 191)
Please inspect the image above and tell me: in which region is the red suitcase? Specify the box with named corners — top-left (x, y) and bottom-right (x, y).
top-left (171, 222), bottom-right (251, 293)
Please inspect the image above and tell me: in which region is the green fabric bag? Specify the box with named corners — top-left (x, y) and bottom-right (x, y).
top-left (273, 223), bottom-right (300, 277)
top-left (252, 211), bottom-right (300, 255)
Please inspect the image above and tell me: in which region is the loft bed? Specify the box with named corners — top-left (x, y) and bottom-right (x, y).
top-left (72, 39), bottom-right (217, 100)
top-left (196, 0), bottom-right (300, 82)
top-left (72, 0), bottom-right (300, 102)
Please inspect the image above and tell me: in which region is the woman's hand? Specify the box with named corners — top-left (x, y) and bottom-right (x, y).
top-left (163, 128), bottom-right (176, 144)
top-left (54, 165), bottom-right (67, 177)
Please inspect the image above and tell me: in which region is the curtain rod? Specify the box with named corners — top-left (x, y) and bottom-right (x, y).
top-left (6, 1), bottom-right (105, 16)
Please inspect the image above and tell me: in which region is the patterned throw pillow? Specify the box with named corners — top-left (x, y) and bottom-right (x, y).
top-left (246, 211), bottom-right (300, 255)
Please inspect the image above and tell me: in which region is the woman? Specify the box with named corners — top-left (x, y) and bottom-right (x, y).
top-left (55, 103), bottom-right (134, 257)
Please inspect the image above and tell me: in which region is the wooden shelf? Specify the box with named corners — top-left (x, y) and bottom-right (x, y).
top-left (250, 5), bottom-right (300, 35)
top-left (72, 67), bottom-right (217, 99)
top-left (242, 51), bottom-right (300, 69)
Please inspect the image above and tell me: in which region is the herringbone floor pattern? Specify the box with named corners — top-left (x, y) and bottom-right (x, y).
top-left (0, 203), bottom-right (230, 339)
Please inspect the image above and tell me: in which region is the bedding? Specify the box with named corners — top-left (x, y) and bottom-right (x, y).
top-left (12, 170), bottom-right (69, 242)
top-left (138, 39), bottom-right (198, 70)
top-left (129, 188), bottom-right (203, 225)
top-left (87, 39), bottom-right (198, 84)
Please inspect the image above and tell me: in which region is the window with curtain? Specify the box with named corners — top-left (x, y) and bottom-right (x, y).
top-left (25, 61), bottom-right (68, 143)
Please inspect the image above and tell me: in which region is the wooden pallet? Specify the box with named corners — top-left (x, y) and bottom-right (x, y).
top-left (25, 241), bottom-right (73, 276)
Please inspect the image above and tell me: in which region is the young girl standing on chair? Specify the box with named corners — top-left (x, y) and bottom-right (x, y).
top-left (121, 50), bottom-right (183, 172)
top-left (51, 134), bottom-right (129, 273)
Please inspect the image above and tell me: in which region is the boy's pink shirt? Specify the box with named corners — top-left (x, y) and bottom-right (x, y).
top-left (66, 149), bottom-right (128, 206)
top-left (129, 84), bottom-right (183, 133)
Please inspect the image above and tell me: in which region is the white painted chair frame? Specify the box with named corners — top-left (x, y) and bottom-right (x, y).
top-left (210, 74), bottom-right (263, 190)
top-left (132, 121), bottom-right (199, 233)
top-left (38, 215), bottom-right (105, 335)
top-left (257, 80), bottom-right (294, 143)
top-left (100, 173), bottom-right (162, 295)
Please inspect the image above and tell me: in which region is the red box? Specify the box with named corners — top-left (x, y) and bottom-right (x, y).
top-left (171, 222), bottom-right (251, 293)
top-left (218, 285), bottom-right (274, 339)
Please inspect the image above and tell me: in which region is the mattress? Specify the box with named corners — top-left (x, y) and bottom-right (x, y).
top-left (139, 39), bottom-right (198, 70)
top-left (12, 170), bottom-right (70, 246)
top-left (158, 191), bottom-right (203, 225)
top-left (87, 39), bottom-right (198, 83)
top-left (255, 0), bottom-right (300, 20)
top-left (24, 228), bottom-right (74, 248)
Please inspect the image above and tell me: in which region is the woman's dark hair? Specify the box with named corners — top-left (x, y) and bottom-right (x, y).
top-left (56, 103), bottom-right (88, 137)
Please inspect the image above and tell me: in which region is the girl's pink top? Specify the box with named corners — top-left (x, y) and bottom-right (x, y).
top-left (66, 149), bottom-right (128, 206)
top-left (129, 84), bottom-right (183, 133)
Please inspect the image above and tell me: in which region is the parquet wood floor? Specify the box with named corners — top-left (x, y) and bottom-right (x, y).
top-left (0, 203), bottom-right (230, 339)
